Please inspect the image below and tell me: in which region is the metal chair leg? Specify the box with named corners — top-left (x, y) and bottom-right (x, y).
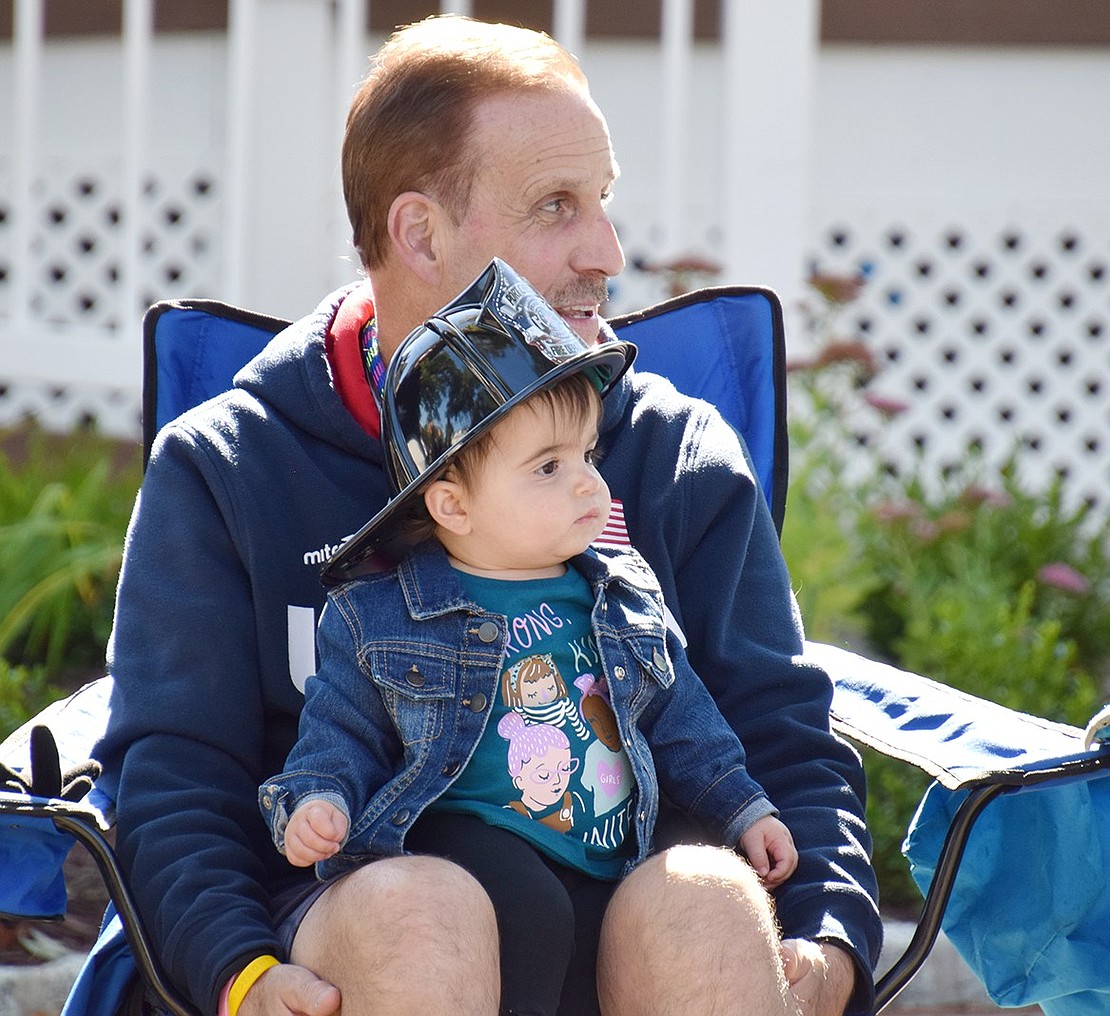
top-left (873, 782), bottom-right (1009, 1012)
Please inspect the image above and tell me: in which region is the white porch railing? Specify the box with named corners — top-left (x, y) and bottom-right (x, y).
top-left (0, 0), bottom-right (1107, 513)
top-left (0, 0), bottom-right (817, 436)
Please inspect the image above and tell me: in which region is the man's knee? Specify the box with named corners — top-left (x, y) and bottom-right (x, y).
top-left (601, 844), bottom-right (779, 960)
top-left (295, 854), bottom-right (498, 963)
top-left (599, 847), bottom-right (790, 1014)
top-left (293, 856), bottom-right (500, 1013)
top-left (356, 853), bottom-right (496, 912)
top-left (615, 845), bottom-right (767, 915)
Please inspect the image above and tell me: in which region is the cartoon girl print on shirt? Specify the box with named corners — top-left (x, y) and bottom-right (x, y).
top-left (501, 654), bottom-right (589, 740)
top-left (576, 674), bottom-right (632, 818)
top-left (497, 713), bottom-right (579, 832)
top-left (575, 674), bottom-right (634, 849)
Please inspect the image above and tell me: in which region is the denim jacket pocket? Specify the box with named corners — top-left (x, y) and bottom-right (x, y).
top-left (363, 643), bottom-right (456, 747)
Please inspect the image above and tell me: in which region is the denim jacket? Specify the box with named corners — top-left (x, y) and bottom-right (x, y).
top-left (260, 540), bottom-right (776, 881)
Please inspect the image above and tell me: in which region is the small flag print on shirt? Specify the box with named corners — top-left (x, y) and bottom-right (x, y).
top-left (593, 499), bottom-right (687, 648)
top-left (595, 498), bottom-right (631, 547)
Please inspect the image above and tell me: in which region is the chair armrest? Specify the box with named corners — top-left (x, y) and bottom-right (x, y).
top-left (1, 676), bottom-right (113, 789)
top-left (806, 640), bottom-right (1096, 791)
top-left (1, 677), bottom-right (114, 919)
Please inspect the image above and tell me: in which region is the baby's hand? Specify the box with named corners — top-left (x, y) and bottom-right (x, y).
top-left (284, 800), bottom-right (349, 867)
top-left (738, 815), bottom-right (797, 890)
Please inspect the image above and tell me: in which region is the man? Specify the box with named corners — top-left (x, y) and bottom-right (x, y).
top-left (98, 15), bottom-right (880, 1016)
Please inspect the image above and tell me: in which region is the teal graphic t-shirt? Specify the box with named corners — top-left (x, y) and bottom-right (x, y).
top-left (432, 565), bottom-right (635, 879)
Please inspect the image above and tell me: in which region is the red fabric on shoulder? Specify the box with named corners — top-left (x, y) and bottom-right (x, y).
top-left (326, 281), bottom-right (381, 439)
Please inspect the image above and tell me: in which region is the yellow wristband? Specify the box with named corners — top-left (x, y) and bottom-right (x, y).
top-left (227, 955), bottom-right (280, 1016)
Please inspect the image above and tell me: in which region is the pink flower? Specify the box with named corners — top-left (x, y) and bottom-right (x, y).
top-left (816, 340), bottom-right (876, 372)
top-left (808, 272), bottom-right (865, 305)
top-left (933, 510), bottom-right (972, 536)
top-left (872, 500), bottom-right (920, 525)
top-left (959, 485), bottom-right (1013, 510)
top-left (1037, 562), bottom-right (1091, 595)
top-left (910, 519), bottom-right (940, 542)
top-left (864, 393), bottom-right (910, 418)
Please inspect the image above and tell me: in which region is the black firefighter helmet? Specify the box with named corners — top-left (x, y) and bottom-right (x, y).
top-left (320, 257), bottom-right (636, 585)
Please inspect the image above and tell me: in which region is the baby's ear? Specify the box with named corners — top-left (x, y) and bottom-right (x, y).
top-left (423, 479), bottom-right (471, 535)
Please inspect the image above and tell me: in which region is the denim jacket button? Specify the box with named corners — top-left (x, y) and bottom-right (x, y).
top-left (444, 761), bottom-right (462, 777)
top-left (392, 809), bottom-right (411, 826)
top-left (477, 621), bottom-right (499, 643)
top-left (405, 665), bottom-right (425, 688)
top-left (652, 648), bottom-right (666, 670)
top-left (467, 692), bottom-right (488, 713)
top-left (613, 665), bottom-right (626, 680)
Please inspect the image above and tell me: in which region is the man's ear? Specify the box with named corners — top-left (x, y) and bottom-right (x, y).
top-left (387, 191), bottom-right (446, 285)
top-left (423, 478), bottom-right (471, 535)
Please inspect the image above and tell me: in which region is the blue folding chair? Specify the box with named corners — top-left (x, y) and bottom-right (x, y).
top-left (2, 286), bottom-right (1109, 1015)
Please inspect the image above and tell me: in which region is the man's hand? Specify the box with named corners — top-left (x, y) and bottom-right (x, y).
top-left (284, 800), bottom-right (349, 867)
top-left (238, 962), bottom-right (341, 1016)
top-left (781, 939), bottom-right (856, 1016)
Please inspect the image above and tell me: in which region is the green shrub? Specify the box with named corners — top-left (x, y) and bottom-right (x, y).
top-left (855, 745), bottom-right (933, 914)
top-left (781, 349), bottom-right (879, 648)
top-left (783, 272), bottom-right (1110, 913)
top-left (0, 659), bottom-right (60, 740)
top-left (856, 464), bottom-right (1110, 703)
top-left (848, 464), bottom-right (1109, 910)
top-left (0, 423), bottom-right (140, 723)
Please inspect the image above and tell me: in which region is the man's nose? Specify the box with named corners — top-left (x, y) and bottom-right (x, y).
top-left (574, 208), bottom-right (625, 279)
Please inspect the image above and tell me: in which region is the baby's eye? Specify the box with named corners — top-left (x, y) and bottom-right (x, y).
top-left (537, 460), bottom-right (559, 476)
top-left (585, 447), bottom-right (599, 466)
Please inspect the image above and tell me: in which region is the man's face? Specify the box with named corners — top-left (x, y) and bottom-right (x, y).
top-left (439, 87), bottom-right (625, 346)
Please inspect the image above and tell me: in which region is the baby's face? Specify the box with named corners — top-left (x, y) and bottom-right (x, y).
top-left (444, 396), bottom-right (610, 578)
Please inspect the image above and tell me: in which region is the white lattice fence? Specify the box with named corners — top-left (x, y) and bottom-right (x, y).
top-left (808, 211), bottom-right (1110, 513)
top-left (0, 163), bottom-right (223, 435)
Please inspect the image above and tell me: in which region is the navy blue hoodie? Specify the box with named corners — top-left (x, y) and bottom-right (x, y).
top-left (97, 284), bottom-right (881, 1013)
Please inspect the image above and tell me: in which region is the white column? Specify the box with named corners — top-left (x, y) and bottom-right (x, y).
top-left (659, 0), bottom-right (694, 258)
top-left (121, 0), bottom-right (153, 333)
top-left (11, 0), bottom-right (44, 329)
top-left (224, 0), bottom-right (257, 305)
top-left (236, 2), bottom-right (351, 315)
top-left (553, 0), bottom-right (587, 62)
top-left (721, 0), bottom-right (819, 322)
top-left (331, 0), bottom-right (368, 283)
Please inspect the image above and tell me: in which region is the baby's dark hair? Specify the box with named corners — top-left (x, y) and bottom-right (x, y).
top-left (396, 370), bottom-right (602, 547)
